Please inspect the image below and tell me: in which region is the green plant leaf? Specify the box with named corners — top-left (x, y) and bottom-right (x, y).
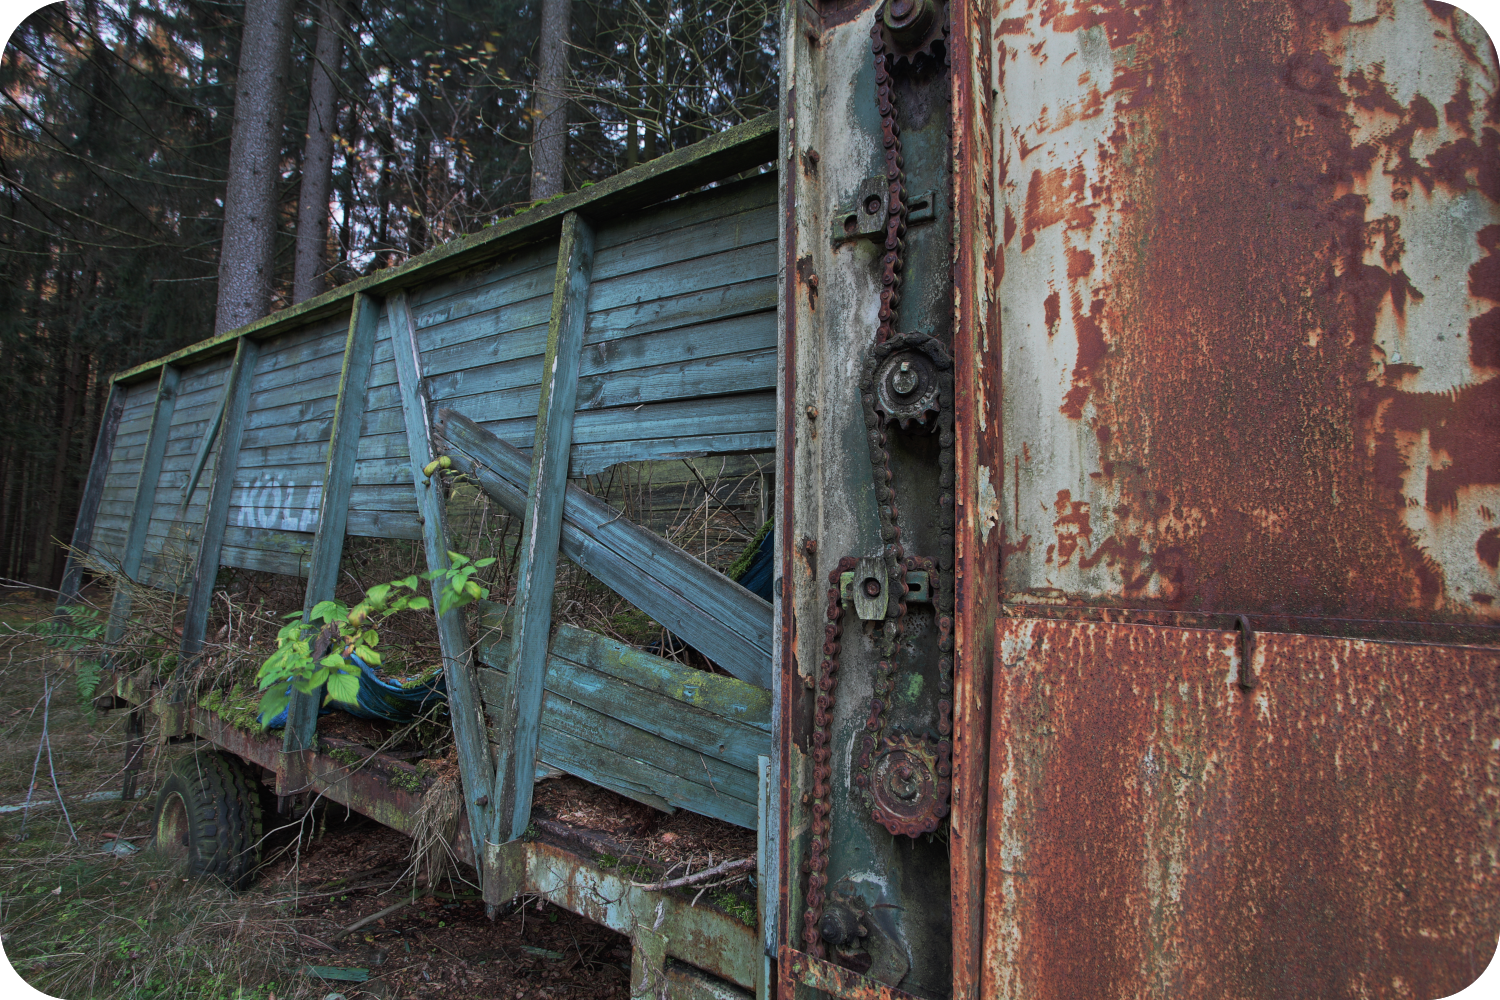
top-left (258, 688), bottom-right (290, 723)
top-left (310, 600), bottom-right (347, 624)
top-left (362, 630), bottom-right (379, 647)
top-left (475, 557), bottom-right (497, 568)
top-left (320, 653), bottom-right (347, 669)
top-left (366, 583), bottom-right (391, 606)
top-left (355, 646), bottom-right (381, 666)
top-left (325, 673), bottom-right (359, 704)
top-left (408, 596), bottom-right (431, 611)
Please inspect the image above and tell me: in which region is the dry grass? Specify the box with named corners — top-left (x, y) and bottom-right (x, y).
top-left (0, 592), bottom-right (328, 1000)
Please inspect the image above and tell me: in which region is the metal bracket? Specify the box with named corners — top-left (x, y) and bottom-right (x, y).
top-left (832, 178), bottom-right (937, 244)
top-left (841, 569), bottom-right (929, 611)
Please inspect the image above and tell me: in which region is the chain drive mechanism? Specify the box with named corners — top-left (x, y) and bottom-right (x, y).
top-left (802, 0), bottom-right (954, 960)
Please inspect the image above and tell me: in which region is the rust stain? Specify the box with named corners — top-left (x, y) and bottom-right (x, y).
top-left (995, 0), bottom-right (1500, 621)
top-left (983, 617), bottom-right (1500, 1000)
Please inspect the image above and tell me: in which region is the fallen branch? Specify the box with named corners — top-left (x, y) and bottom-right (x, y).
top-left (630, 857), bottom-right (754, 892)
top-left (330, 895), bottom-right (415, 941)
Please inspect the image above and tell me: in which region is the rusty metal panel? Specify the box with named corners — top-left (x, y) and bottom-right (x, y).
top-left (988, 0), bottom-right (1500, 623)
top-left (983, 617), bottom-right (1500, 999)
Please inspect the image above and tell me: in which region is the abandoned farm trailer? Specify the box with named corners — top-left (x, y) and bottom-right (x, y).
top-left (59, 1), bottom-right (1500, 997)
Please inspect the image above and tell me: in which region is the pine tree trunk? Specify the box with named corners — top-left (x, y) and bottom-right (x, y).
top-left (215, 0), bottom-right (295, 333)
top-left (292, 0), bottom-right (343, 304)
top-left (529, 0), bottom-right (571, 200)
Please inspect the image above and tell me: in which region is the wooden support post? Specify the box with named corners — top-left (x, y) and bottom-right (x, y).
top-left (490, 211), bottom-right (596, 845)
top-left (178, 337), bottom-right (260, 679)
top-left (386, 290), bottom-right (498, 876)
top-left (103, 366), bottom-right (180, 654)
top-left (284, 293), bottom-right (380, 752)
top-left (58, 383), bottom-right (127, 606)
top-left (177, 376), bottom-right (231, 514)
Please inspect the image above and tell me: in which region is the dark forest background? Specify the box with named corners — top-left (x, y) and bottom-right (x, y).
top-left (0, 0), bottom-right (778, 588)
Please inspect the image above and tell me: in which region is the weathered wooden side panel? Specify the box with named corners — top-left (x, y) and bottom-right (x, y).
top-left (92, 380), bottom-right (164, 565)
top-left (477, 604), bottom-right (769, 829)
top-left (137, 353), bottom-right (234, 592)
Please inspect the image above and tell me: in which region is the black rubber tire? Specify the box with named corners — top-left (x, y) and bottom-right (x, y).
top-left (151, 751), bottom-right (264, 889)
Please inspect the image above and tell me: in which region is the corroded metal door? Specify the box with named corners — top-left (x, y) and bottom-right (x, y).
top-left (942, 0), bottom-right (1500, 997)
top-left (985, 618), bottom-right (1500, 999)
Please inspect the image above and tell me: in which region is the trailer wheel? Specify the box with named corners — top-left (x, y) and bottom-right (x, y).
top-left (152, 751), bottom-right (264, 889)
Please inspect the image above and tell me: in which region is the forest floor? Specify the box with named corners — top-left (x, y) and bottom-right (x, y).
top-left (0, 591), bottom-right (633, 1000)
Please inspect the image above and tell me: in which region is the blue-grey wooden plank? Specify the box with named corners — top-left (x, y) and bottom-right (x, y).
top-left (584, 241), bottom-right (776, 315)
top-left (58, 383), bottom-right (127, 605)
top-left (285, 293), bottom-right (380, 752)
top-left (569, 432), bottom-right (777, 477)
top-left (591, 172), bottom-right (775, 254)
top-left (490, 212), bottom-right (595, 847)
top-left (177, 376), bottom-right (230, 513)
top-left (438, 411), bottom-right (773, 687)
top-left (584, 278), bottom-right (774, 344)
top-left (477, 671), bottom-right (757, 826)
top-left (386, 288), bottom-right (499, 875)
top-left (104, 366), bottom-right (181, 650)
top-left (478, 618), bottom-right (770, 773)
top-left (178, 337), bottom-right (260, 672)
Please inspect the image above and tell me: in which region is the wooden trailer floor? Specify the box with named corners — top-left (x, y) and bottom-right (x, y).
top-left (107, 672), bottom-right (764, 999)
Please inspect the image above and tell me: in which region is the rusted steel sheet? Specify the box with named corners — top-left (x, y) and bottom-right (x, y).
top-left (782, 947), bottom-right (926, 1000)
top-left (986, 0), bottom-right (1500, 623)
top-left (983, 617), bottom-right (1500, 999)
top-left (949, 0), bottom-right (1004, 992)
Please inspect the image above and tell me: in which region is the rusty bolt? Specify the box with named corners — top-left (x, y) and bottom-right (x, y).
top-left (473, 794), bottom-right (489, 807)
top-left (806, 405), bottom-right (818, 420)
top-left (808, 148), bottom-right (820, 165)
top-left (862, 577), bottom-right (882, 598)
top-left (807, 273), bottom-right (819, 289)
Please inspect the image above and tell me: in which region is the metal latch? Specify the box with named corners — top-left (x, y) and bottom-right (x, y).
top-left (832, 177), bottom-right (937, 244)
top-left (840, 568), bottom-right (931, 619)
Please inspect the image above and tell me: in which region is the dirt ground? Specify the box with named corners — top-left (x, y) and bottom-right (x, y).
top-left (0, 591), bottom-right (638, 1000)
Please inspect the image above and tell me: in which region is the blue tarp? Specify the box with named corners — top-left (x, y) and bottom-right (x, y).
top-left (263, 654), bottom-right (447, 729)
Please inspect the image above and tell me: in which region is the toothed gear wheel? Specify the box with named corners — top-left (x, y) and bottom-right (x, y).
top-left (877, 0), bottom-right (948, 71)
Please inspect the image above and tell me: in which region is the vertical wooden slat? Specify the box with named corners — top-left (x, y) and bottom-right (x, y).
top-left (284, 293), bottom-right (380, 752)
top-left (104, 366), bottom-right (180, 648)
top-left (386, 290), bottom-right (497, 873)
top-left (178, 337), bottom-right (260, 670)
top-left (490, 211), bottom-right (596, 844)
top-left (57, 382), bottom-right (126, 606)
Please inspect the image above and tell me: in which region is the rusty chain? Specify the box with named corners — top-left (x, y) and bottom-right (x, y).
top-left (801, 12), bottom-right (953, 959)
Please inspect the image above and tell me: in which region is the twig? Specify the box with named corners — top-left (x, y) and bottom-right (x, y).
top-left (43, 678), bottom-right (77, 844)
top-left (330, 895), bottom-right (415, 941)
top-left (630, 857), bottom-right (754, 891)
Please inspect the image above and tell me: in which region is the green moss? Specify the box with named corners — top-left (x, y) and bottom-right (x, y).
top-left (608, 608), bottom-right (659, 644)
top-left (712, 889), bottom-right (756, 927)
top-left (389, 768), bottom-right (423, 793)
top-left (328, 747), bottom-right (363, 767)
top-left (726, 517), bottom-right (773, 582)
